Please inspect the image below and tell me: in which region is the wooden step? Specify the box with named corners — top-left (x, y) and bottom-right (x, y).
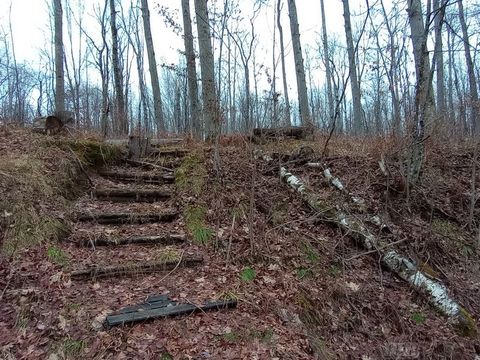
top-left (150, 148), bottom-right (189, 157)
top-left (70, 255), bottom-right (203, 280)
top-left (93, 188), bottom-right (172, 202)
top-left (77, 211), bottom-right (179, 224)
top-left (99, 170), bottom-right (175, 185)
top-left (105, 295), bottom-right (237, 328)
top-left (80, 234), bottom-right (186, 247)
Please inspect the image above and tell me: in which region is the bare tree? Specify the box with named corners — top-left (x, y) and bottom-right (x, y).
top-left (458, 0), bottom-right (479, 135)
top-left (276, 0), bottom-right (291, 126)
top-left (194, 0), bottom-right (220, 139)
top-left (287, 0), bottom-right (311, 128)
top-left (342, 0), bottom-right (363, 134)
top-left (54, 0), bottom-right (65, 114)
top-left (140, 0), bottom-right (165, 133)
top-left (110, 0), bottom-right (128, 135)
top-left (319, 0), bottom-right (334, 125)
top-left (434, 0), bottom-right (446, 118)
top-left (181, 0), bottom-right (201, 137)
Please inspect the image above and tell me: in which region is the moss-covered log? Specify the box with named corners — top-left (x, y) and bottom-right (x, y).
top-left (280, 166), bottom-right (477, 336)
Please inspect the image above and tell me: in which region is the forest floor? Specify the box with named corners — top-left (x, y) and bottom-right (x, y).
top-left (1, 127), bottom-right (479, 359)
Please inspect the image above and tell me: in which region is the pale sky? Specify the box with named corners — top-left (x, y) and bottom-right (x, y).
top-left (0, 0), bottom-right (370, 101)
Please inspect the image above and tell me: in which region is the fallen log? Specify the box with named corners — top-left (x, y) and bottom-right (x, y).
top-left (280, 166), bottom-right (477, 336)
top-left (99, 170), bottom-right (175, 184)
top-left (78, 211), bottom-right (179, 224)
top-left (71, 256), bottom-right (203, 280)
top-left (105, 295), bottom-right (236, 328)
top-left (93, 188), bottom-right (171, 202)
top-left (252, 126), bottom-right (311, 140)
top-left (150, 148), bottom-right (189, 157)
top-left (80, 234), bottom-right (186, 247)
top-left (125, 159), bottom-right (174, 172)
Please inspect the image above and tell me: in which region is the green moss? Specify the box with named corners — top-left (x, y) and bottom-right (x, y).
top-left (455, 306), bottom-right (477, 337)
top-left (184, 206), bottom-right (213, 244)
top-left (46, 138), bottom-right (123, 166)
top-left (175, 152), bottom-right (207, 195)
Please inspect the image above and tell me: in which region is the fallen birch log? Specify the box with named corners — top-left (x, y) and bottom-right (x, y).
top-left (280, 166), bottom-right (476, 336)
top-left (71, 256), bottom-right (203, 280)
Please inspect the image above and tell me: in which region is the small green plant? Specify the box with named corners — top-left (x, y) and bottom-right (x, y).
top-left (184, 206), bottom-right (213, 244)
top-left (250, 328), bottom-right (274, 344)
top-left (301, 241), bottom-right (319, 263)
top-left (411, 312), bottom-right (426, 325)
top-left (296, 267), bottom-right (312, 279)
top-left (222, 331), bottom-right (241, 343)
top-left (61, 338), bottom-right (85, 358)
top-left (240, 267), bottom-right (256, 282)
top-left (156, 249), bottom-right (179, 263)
top-left (47, 246), bottom-right (69, 266)
top-left (159, 352), bottom-right (173, 360)
top-left (328, 264), bottom-right (342, 278)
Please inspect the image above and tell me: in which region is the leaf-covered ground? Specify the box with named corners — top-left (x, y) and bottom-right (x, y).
top-left (1, 129), bottom-right (479, 359)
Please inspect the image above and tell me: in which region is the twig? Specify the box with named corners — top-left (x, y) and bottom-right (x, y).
top-left (344, 237), bottom-right (408, 261)
top-left (226, 213), bottom-right (236, 264)
top-left (156, 250), bottom-right (185, 283)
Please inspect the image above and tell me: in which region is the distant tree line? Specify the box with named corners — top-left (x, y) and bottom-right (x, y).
top-left (0, 0), bottom-right (478, 140)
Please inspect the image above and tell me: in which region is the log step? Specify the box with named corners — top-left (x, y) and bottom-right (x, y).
top-left (80, 234), bottom-right (186, 247)
top-left (71, 255), bottom-right (203, 280)
top-left (151, 148), bottom-right (189, 157)
top-left (99, 170), bottom-right (175, 184)
top-left (93, 188), bottom-right (172, 203)
top-left (105, 295), bottom-right (237, 328)
top-left (78, 211), bottom-right (179, 224)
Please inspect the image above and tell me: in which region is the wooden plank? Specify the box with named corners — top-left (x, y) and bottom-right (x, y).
top-left (70, 256), bottom-right (203, 280)
top-left (150, 148), bottom-right (189, 157)
top-left (125, 159), bottom-right (174, 172)
top-left (105, 299), bottom-right (237, 328)
top-left (93, 188), bottom-right (172, 202)
top-left (80, 234), bottom-right (186, 247)
top-left (77, 211), bottom-right (179, 224)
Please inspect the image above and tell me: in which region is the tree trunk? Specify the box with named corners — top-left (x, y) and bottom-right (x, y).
top-left (54, 0), bottom-right (65, 114)
top-left (194, 0), bottom-right (220, 140)
top-left (407, 0), bottom-right (435, 186)
top-left (110, 0), bottom-right (128, 135)
top-left (433, 0), bottom-right (446, 119)
top-left (319, 0), bottom-right (334, 124)
top-left (342, 0), bottom-right (363, 134)
top-left (181, 0), bottom-right (201, 138)
top-left (140, 0), bottom-right (165, 133)
top-left (287, 0), bottom-right (311, 128)
top-left (458, 0), bottom-right (479, 135)
top-left (277, 0), bottom-right (291, 127)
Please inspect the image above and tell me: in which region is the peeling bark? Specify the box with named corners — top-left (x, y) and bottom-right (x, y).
top-left (280, 166), bottom-right (477, 336)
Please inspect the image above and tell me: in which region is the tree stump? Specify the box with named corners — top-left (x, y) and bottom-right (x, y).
top-left (128, 136), bottom-right (151, 159)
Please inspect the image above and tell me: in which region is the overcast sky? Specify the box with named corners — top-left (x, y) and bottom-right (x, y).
top-left (0, 0), bottom-right (371, 99)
